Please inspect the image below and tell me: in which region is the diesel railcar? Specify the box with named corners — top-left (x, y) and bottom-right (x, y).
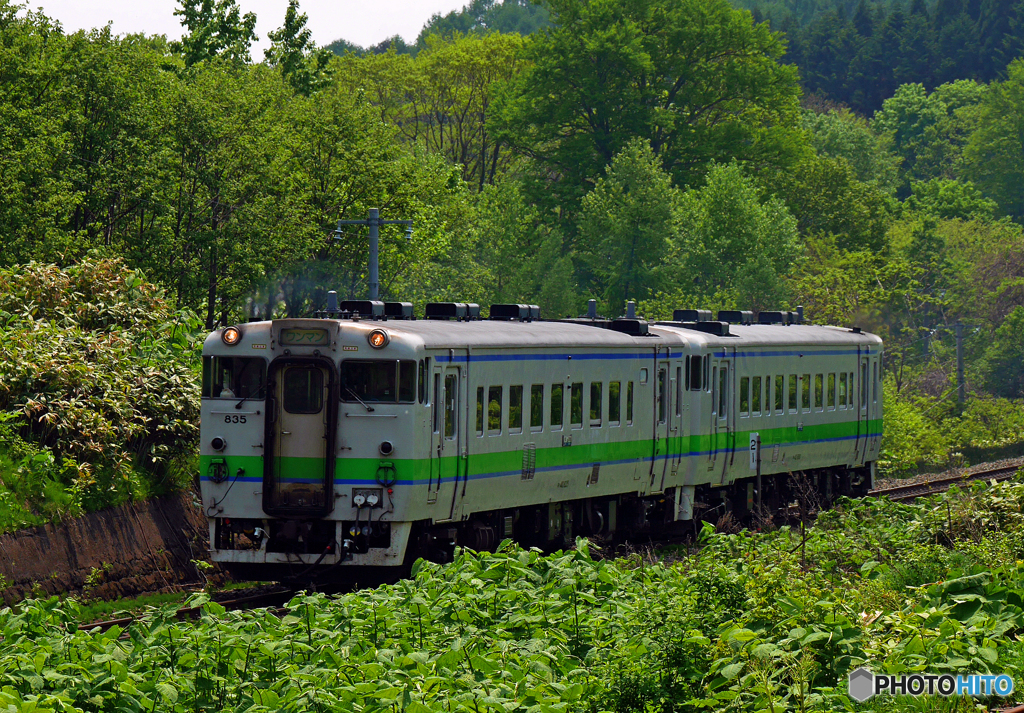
top-left (199, 302), bottom-right (882, 582)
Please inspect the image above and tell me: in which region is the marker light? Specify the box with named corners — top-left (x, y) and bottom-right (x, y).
top-left (367, 329), bottom-right (389, 349)
top-left (222, 326), bottom-right (241, 345)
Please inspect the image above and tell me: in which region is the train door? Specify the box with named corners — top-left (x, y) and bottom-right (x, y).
top-left (263, 359), bottom-right (336, 517)
top-left (666, 357), bottom-right (686, 491)
top-left (854, 356), bottom-right (869, 462)
top-left (429, 365), bottom-right (461, 511)
top-left (650, 354), bottom-right (671, 491)
top-left (710, 358), bottom-right (731, 480)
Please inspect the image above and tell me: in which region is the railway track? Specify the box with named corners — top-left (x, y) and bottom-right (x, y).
top-left (77, 586), bottom-right (297, 634)
top-left (869, 464), bottom-right (1023, 502)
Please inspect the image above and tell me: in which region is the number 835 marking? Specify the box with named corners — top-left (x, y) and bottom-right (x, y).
top-left (224, 415), bottom-right (247, 423)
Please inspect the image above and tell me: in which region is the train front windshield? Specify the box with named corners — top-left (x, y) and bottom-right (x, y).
top-left (202, 357), bottom-right (267, 399)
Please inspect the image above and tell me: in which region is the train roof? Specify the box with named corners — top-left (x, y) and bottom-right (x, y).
top-left (204, 318), bottom-right (881, 353)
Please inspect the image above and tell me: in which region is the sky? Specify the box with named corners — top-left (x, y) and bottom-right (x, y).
top-left (26, 0), bottom-right (468, 53)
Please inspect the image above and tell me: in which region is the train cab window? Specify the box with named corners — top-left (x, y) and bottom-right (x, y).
top-left (570, 382), bottom-right (584, 427)
top-left (827, 374), bottom-right (836, 409)
top-left (590, 382), bottom-right (603, 427)
top-left (801, 374), bottom-right (811, 411)
top-left (202, 356), bottom-right (266, 399)
top-left (488, 386), bottom-right (502, 434)
top-left (418, 358), bottom-right (429, 403)
top-left (509, 385), bottom-right (524, 433)
top-left (530, 385), bottom-right (544, 431)
top-left (814, 374), bottom-right (824, 410)
top-left (282, 366), bottom-right (323, 414)
top-left (550, 384), bottom-right (564, 430)
top-left (341, 360), bottom-right (416, 403)
top-left (627, 381), bottom-right (634, 424)
top-left (476, 387), bottom-right (484, 436)
top-left (444, 375), bottom-right (457, 439)
top-left (739, 377), bottom-right (750, 416)
top-left (609, 381), bottom-right (621, 425)
top-left (752, 376), bottom-right (762, 416)
top-left (839, 373), bottom-right (847, 407)
top-left (775, 375), bottom-right (784, 413)
top-left (689, 355), bottom-right (702, 391)
top-left (788, 374), bottom-right (798, 412)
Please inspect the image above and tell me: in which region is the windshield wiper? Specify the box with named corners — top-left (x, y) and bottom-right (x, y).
top-left (234, 397), bottom-right (246, 410)
top-left (345, 388), bottom-right (375, 412)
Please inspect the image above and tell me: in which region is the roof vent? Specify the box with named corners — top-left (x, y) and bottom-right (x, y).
top-left (692, 321), bottom-right (731, 336)
top-left (341, 300), bottom-right (384, 318)
top-left (587, 299), bottom-right (598, 319)
top-left (490, 304), bottom-right (539, 322)
top-left (758, 310), bottom-right (792, 325)
top-left (384, 301), bottom-right (414, 319)
top-left (673, 309), bottom-right (712, 322)
top-left (610, 318), bottom-right (649, 336)
top-left (625, 300), bottom-right (637, 319)
top-left (717, 310), bottom-right (754, 325)
top-left (425, 302), bottom-right (480, 321)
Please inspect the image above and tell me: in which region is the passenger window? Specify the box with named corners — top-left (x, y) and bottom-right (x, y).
top-left (550, 384), bottom-right (564, 430)
top-left (488, 386), bottom-right (502, 434)
top-left (752, 376), bottom-right (761, 415)
top-left (827, 374), bottom-right (836, 409)
top-left (801, 374), bottom-right (811, 410)
top-left (444, 375), bottom-right (457, 439)
top-left (788, 374), bottom-right (798, 412)
top-left (530, 384), bottom-right (544, 431)
top-left (814, 374), bottom-right (823, 409)
top-left (774, 375), bottom-right (784, 413)
top-left (590, 382), bottom-right (603, 426)
top-left (626, 381), bottom-right (634, 424)
top-left (509, 385), bottom-right (523, 433)
top-left (839, 372), bottom-right (847, 407)
top-left (657, 369), bottom-right (667, 423)
top-left (740, 377), bottom-right (750, 416)
top-left (282, 366), bottom-right (323, 414)
top-left (476, 387), bottom-right (484, 435)
top-left (609, 381), bottom-right (621, 424)
top-left (570, 382), bottom-right (584, 427)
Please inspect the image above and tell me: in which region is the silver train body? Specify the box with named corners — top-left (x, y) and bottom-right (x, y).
top-left (199, 311), bottom-right (882, 581)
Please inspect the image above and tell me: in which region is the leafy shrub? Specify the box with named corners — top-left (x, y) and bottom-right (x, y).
top-left (878, 377), bottom-right (949, 476)
top-left (0, 259), bottom-right (200, 525)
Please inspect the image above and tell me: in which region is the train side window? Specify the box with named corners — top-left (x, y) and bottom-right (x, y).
top-left (530, 384), bottom-right (544, 431)
top-left (688, 355), bottom-right (702, 391)
top-left (509, 385), bottom-right (523, 434)
top-left (718, 366), bottom-right (728, 417)
top-left (788, 374), bottom-right (798, 412)
top-left (399, 361), bottom-right (416, 402)
top-left (764, 375), bottom-right (771, 415)
top-left (476, 387), bottom-right (484, 436)
top-left (444, 374), bottom-right (457, 439)
top-left (657, 368), bottom-right (667, 424)
top-left (488, 386), bottom-right (502, 434)
top-left (739, 377), bottom-right (750, 416)
top-left (675, 367), bottom-right (682, 416)
top-left (711, 367), bottom-right (718, 414)
top-left (861, 364), bottom-right (868, 409)
top-left (704, 356), bottom-right (710, 392)
top-left (814, 374), bottom-right (823, 410)
top-left (432, 374), bottom-right (441, 432)
top-left (609, 381), bottom-right (621, 425)
top-left (752, 376), bottom-right (761, 416)
top-left (827, 374), bottom-right (836, 410)
top-left (684, 361), bottom-right (690, 391)
top-left (550, 384), bottom-right (564, 430)
top-left (627, 381), bottom-right (634, 424)
top-left (850, 371), bottom-right (856, 408)
top-left (801, 374), bottom-right (811, 411)
top-left (640, 368), bottom-right (649, 385)
top-left (418, 358), bottom-right (429, 403)
top-left (873, 362), bottom-right (879, 403)
top-left (839, 372), bottom-right (847, 407)
top-left (774, 375), bottom-right (784, 414)
top-left (590, 382), bottom-right (603, 427)
top-left (570, 382), bottom-right (584, 427)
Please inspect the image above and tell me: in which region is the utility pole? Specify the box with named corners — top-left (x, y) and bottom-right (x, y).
top-left (335, 208), bottom-right (413, 301)
top-left (956, 322), bottom-right (965, 408)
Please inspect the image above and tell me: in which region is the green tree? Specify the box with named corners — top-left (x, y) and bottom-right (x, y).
top-left (904, 179), bottom-right (997, 220)
top-left (980, 306), bottom-right (1024, 398)
top-left (964, 59), bottom-right (1024, 221)
top-left (172, 0), bottom-right (257, 67)
top-left (676, 161), bottom-right (799, 311)
top-left (265, 0), bottom-right (332, 95)
top-left (802, 108), bottom-right (902, 193)
top-left (577, 140), bottom-right (678, 313)
top-left (491, 0), bottom-right (804, 218)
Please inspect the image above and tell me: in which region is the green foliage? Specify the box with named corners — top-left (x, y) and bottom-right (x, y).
top-left (264, 0), bottom-right (332, 95)
top-left (802, 108), bottom-right (902, 193)
top-left (0, 259), bottom-right (199, 524)
top-left (171, 0), bottom-right (257, 67)
top-left (878, 377), bottom-right (949, 476)
top-left (979, 307), bottom-right (1024, 399)
top-left (905, 178), bottom-right (997, 220)
top-left (965, 60), bottom-right (1024, 221)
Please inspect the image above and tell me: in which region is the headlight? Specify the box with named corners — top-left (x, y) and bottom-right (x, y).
top-left (367, 329), bottom-right (389, 348)
top-left (222, 326), bottom-right (241, 345)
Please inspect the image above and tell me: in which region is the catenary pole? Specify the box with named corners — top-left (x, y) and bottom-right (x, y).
top-left (335, 208), bottom-right (413, 301)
